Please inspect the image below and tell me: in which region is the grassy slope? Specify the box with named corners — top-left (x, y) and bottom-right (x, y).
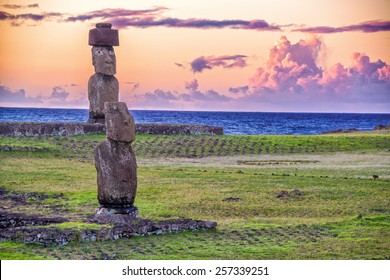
top-left (0, 132), bottom-right (389, 259)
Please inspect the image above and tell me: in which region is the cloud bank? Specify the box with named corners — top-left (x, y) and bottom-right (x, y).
top-left (0, 6), bottom-right (280, 31)
top-left (124, 79), bottom-right (231, 110)
top-left (65, 7), bottom-right (167, 23)
top-left (229, 86), bottom-right (249, 94)
top-left (0, 4), bottom-right (39, 9)
top-left (246, 36), bottom-right (390, 110)
top-left (109, 17), bottom-right (280, 31)
top-left (0, 11), bottom-right (62, 26)
top-left (0, 85), bottom-right (41, 104)
top-left (293, 20), bottom-right (390, 33)
top-left (182, 79), bottom-right (230, 102)
top-left (0, 85), bottom-right (87, 107)
top-left (1, 5), bottom-right (389, 35)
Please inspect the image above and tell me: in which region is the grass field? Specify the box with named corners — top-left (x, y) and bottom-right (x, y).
top-left (0, 131), bottom-right (389, 259)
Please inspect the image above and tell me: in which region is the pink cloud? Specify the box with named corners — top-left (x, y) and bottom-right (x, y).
top-left (2, 5), bottom-right (389, 36)
top-left (110, 17), bottom-right (280, 31)
top-left (122, 80), bottom-right (231, 110)
top-left (0, 6), bottom-right (280, 31)
top-left (182, 89), bottom-right (230, 102)
top-left (229, 86), bottom-right (249, 94)
top-left (50, 86), bottom-right (69, 100)
top-left (293, 20), bottom-right (390, 33)
top-left (185, 79), bottom-right (199, 92)
top-left (191, 55), bottom-right (248, 73)
top-left (123, 88), bottom-right (178, 110)
top-left (248, 36), bottom-right (390, 107)
top-left (0, 84), bottom-right (87, 108)
top-left (0, 4), bottom-right (39, 9)
top-left (0, 85), bottom-right (41, 104)
top-left (66, 7), bottom-right (167, 22)
top-left (182, 79), bottom-right (230, 102)
top-left (114, 36), bottom-right (390, 112)
top-left (250, 36), bottom-right (322, 93)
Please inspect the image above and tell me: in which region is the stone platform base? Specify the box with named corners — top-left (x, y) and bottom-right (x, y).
top-left (87, 118), bottom-right (105, 125)
top-left (0, 211), bottom-right (217, 246)
top-left (0, 188), bottom-right (217, 246)
top-left (93, 207), bottom-right (138, 224)
top-left (0, 122), bottom-right (223, 136)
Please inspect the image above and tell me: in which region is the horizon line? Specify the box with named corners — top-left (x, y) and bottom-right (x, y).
top-left (1, 106), bottom-right (390, 115)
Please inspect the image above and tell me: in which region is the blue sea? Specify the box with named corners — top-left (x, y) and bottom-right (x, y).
top-left (0, 107), bottom-right (389, 135)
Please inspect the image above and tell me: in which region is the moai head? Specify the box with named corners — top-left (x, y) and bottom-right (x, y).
top-left (92, 46), bottom-right (116, 75)
top-left (105, 102), bottom-right (135, 143)
top-left (89, 23), bottom-right (119, 75)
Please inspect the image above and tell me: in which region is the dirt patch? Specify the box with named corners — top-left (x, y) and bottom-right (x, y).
top-left (273, 189), bottom-right (304, 199)
top-left (0, 187), bottom-right (64, 204)
top-left (0, 212), bottom-right (68, 229)
top-left (222, 197), bottom-right (240, 202)
top-left (0, 187), bottom-right (66, 215)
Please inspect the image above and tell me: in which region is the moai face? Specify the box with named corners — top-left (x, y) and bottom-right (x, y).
top-left (105, 102), bottom-right (135, 143)
top-left (92, 46), bottom-right (116, 75)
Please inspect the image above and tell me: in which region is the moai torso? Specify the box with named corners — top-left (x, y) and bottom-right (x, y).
top-left (94, 102), bottom-right (137, 208)
top-left (94, 140), bottom-right (137, 207)
top-left (88, 73), bottom-right (119, 119)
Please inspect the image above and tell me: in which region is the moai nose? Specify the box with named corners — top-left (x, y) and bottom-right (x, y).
top-left (105, 54), bottom-right (113, 64)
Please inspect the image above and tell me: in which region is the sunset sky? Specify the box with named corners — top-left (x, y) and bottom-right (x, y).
top-left (0, 0), bottom-right (389, 112)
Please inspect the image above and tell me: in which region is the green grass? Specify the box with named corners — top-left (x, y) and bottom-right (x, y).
top-left (31, 221), bottom-right (110, 231)
top-left (0, 242), bottom-right (50, 260)
top-left (1, 132), bottom-right (389, 159)
top-left (0, 132), bottom-right (389, 259)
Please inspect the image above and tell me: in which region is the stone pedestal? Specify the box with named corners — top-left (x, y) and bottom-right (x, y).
top-left (94, 206), bottom-right (138, 224)
top-left (87, 118), bottom-right (105, 124)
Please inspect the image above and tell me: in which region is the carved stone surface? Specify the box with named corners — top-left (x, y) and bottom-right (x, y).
top-left (88, 23), bottom-right (119, 46)
top-left (94, 140), bottom-right (137, 208)
top-left (93, 101), bottom-right (138, 221)
top-left (88, 22), bottom-right (119, 123)
top-left (105, 102), bottom-right (135, 142)
top-left (93, 207), bottom-right (138, 224)
top-left (91, 46), bottom-right (117, 75)
top-left (88, 74), bottom-right (119, 121)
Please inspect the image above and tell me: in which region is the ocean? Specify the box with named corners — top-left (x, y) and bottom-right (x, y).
top-left (0, 107), bottom-right (389, 135)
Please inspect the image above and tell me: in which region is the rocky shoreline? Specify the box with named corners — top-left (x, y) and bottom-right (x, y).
top-left (321, 124), bottom-right (390, 134)
top-left (0, 122), bottom-right (224, 136)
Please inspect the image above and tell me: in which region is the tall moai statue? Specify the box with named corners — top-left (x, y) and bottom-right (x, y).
top-left (88, 23), bottom-right (119, 124)
top-left (94, 102), bottom-right (138, 221)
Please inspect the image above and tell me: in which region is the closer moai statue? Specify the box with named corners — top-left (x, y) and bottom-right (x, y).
top-left (88, 23), bottom-right (119, 124)
top-left (94, 102), bottom-right (138, 221)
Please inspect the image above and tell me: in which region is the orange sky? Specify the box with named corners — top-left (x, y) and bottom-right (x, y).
top-left (0, 0), bottom-right (389, 112)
